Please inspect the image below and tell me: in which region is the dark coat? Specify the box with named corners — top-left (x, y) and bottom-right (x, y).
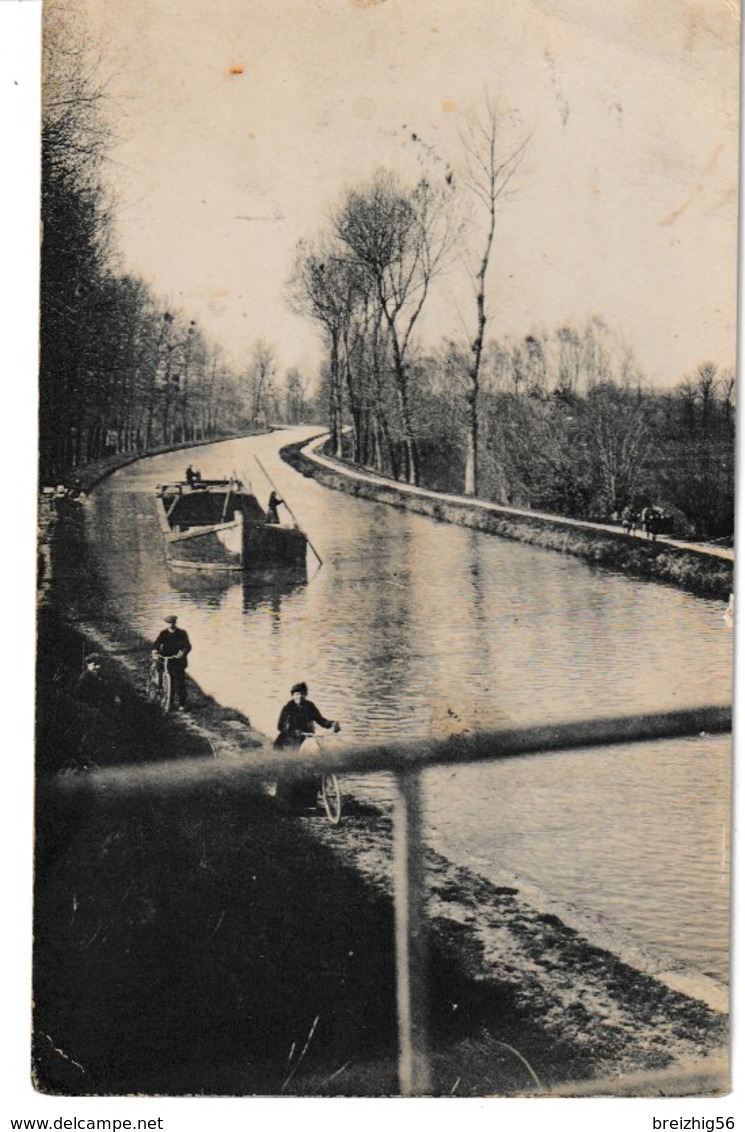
top-left (266, 492), bottom-right (283, 524)
top-left (153, 627), bottom-right (192, 667)
top-left (73, 669), bottom-right (112, 711)
top-left (275, 698), bottom-right (334, 748)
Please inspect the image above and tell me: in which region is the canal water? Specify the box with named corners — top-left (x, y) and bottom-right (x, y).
top-left (84, 428), bottom-right (732, 983)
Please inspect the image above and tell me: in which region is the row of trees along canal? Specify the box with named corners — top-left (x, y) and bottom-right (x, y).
top-left (39, 5), bottom-right (311, 483)
top-left (286, 105), bottom-right (735, 542)
top-left (40, 3), bottom-right (733, 542)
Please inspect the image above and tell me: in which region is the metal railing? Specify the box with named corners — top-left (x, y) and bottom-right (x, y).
top-left (45, 703), bottom-right (731, 1096)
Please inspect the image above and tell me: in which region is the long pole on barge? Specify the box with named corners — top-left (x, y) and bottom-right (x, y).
top-left (253, 455), bottom-right (323, 566)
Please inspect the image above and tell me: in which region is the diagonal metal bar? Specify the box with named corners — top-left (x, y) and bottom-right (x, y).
top-left (43, 704), bottom-right (731, 802)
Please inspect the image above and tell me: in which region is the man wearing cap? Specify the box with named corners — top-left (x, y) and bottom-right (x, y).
top-left (70, 654), bottom-right (122, 764)
top-left (74, 653), bottom-right (115, 712)
top-left (152, 615), bottom-right (192, 710)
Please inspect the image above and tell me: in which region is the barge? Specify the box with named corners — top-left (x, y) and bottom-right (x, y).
top-left (155, 477), bottom-right (307, 571)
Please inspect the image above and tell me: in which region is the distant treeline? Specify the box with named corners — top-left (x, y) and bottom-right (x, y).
top-left (412, 333), bottom-right (735, 541)
top-left (310, 322), bottom-right (735, 542)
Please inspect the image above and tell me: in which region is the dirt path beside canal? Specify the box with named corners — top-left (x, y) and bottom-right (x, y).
top-left (282, 436), bottom-right (733, 601)
top-left (33, 465), bottom-right (730, 1098)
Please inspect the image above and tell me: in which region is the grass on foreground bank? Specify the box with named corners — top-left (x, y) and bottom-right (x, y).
top-left (34, 605), bottom-right (612, 1098)
top-left (33, 603), bottom-right (728, 1098)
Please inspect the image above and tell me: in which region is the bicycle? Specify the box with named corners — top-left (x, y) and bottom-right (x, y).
top-left (145, 653), bottom-right (181, 715)
top-left (296, 733), bottom-right (342, 825)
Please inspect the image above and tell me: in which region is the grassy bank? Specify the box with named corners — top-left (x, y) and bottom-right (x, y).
top-left (34, 601), bottom-right (613, 1098)
top-left (280, 442), bottom-right (733, 602)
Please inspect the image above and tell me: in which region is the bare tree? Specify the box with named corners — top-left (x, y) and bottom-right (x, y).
top-left (696, 362), bottom-right (718, 431)
top-left (283, 367), bottom-right (310, 424)
top-left (459, 97), bottom-right (529, 495)
top-left (286, 239), bottom-right (356, 456)
top-left (720, 367), bottom-right (736, 426)
top-left (581, 315), bottom-right (614, 390)
top-left (554, 325), bottom-right (583, 397)
top-left (244, 339), bottom-right (277, 428)
top-left (583, 385), bottom-right (651, 514)
top-left (333, 168), bottom-right (456, 484)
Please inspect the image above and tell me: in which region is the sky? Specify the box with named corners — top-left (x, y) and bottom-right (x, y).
top-left (58, 0), bottom-right (738, 387)
top-left (69, 0), bottom-right (740, 388)
top-left (69, 0), bottom-right (740, 389)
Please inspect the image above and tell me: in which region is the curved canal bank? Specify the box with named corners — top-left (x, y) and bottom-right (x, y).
top-left (281, 436), bottom-right (733, 601)
top-left (34, 437), bottom-right (730, 1097)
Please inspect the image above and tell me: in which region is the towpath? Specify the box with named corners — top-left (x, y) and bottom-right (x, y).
top-left (300, 434), bottom-right (734, 564)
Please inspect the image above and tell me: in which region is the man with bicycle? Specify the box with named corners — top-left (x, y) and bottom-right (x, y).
top-left (152, 615), bottom-right (192, 710)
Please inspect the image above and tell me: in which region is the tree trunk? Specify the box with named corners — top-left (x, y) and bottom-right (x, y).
top-left (329, 333), bottom-right (344, 458)
top-left (464, 425), bottom-right (476, 497)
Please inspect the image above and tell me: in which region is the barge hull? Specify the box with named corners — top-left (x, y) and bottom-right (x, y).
top-left (156, 481), bottom-right (307, 571)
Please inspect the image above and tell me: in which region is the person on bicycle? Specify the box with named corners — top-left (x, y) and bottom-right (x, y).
top-left (275, 682), bottom-right (340, 748)
top-left (152, 615), bottom-right (192, 710)
top-left (274, 682), bottom-right (340, 812)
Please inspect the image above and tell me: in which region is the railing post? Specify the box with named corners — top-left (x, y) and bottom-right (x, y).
top-left (393, 768), bottom-right (432, 1096)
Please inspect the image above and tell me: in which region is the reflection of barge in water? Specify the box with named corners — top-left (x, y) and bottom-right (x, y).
top-left (155, 477), bottom-right (307, 570)
top-left (167, 562), bottom-right (308, 612)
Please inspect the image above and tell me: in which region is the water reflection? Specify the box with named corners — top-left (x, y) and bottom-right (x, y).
top-left (82, 428), bottom-right (732, 981)
top-left (166, 568), bottom-right (236, 612)
top-left (168, 564), bottom-right (308, 616)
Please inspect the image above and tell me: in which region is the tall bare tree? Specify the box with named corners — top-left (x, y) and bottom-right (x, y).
top-left (460, 98), bottom-right (529, 495)
top-left (244, 339), bottom-right (277, 427)
top-left (283, 367), bottom-right (309, 424)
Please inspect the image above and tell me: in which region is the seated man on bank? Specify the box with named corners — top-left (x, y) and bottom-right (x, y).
top-left (74, 653), bottom-right (120, 712)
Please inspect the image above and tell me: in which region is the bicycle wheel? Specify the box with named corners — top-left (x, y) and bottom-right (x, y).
top-left (160, 667), bottom-right (173, 714)
top-left (320, 774), bottom-right (342, 825)
top-left (146, 662), bottom-right (161, 704)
